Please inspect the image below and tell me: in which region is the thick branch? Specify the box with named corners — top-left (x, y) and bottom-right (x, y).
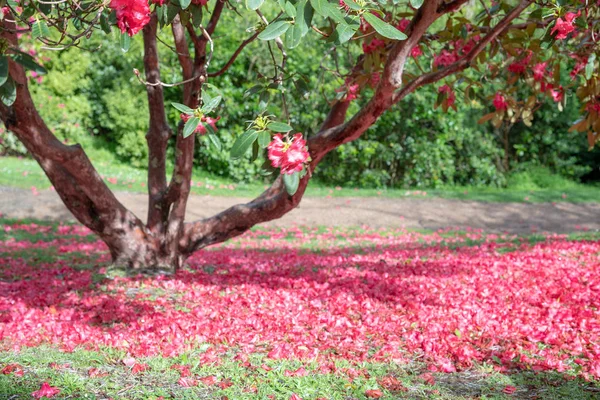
top-left (181, 0), bottom-right (533, 254)
top-left (143, 14), bottom-right (171, 232)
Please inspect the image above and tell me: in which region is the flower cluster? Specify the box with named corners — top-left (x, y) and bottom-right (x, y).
top-left (552, 11), bottom-right (580, 40)
top-left (109, 0), bottom-right (150, 36)
top-left (267, 133), bottom-right (309, 174)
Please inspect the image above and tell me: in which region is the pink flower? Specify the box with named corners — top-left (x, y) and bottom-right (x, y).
top-left (109, 0), bottom-right (150, 36)
top-left (438, 85), bottom-right (455, 107)
top-left (411, 45), bottom-right (423, 58)
top-left (532, 62), bottom-right (548, 81)
top-left (434, 50), bottom-right (458, 67)
top-left (551, 12), bottom-right (580, 40)
top-left (493, 92), bottom-right (507, 111)
top-left (268, 133), bottom-right (310, 175)
top-left (362, 38), bottom-right (386, 54)
top-left (396, 18), bottom-right (410, 32)
top-left (32, 382), bottom-right (60, 399)
top-left (551, 87), bottom-right (564, 103)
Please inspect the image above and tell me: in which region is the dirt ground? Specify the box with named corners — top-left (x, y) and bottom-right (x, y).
top-left (1, 186), bottom-right (599, 234)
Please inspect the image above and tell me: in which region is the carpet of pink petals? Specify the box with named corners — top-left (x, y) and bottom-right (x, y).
top-left (1, 223), bottom-right (600, 379)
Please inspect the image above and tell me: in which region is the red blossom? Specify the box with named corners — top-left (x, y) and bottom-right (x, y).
top-left (493, 92), bottom-right (508, 111)
top-left (267, 133), bottom-right (309, 175)
top-left (131, 363), bottom-right (149, 374)
top-left (109, 0), bottom-right (150, 36)
top-left (32, 382), bottom-right (60, 399)
top-left (552, 11), bottom-right (580, 40)
top-left (1, 364), bottom-right (24, 376)
top-left (434, 50), bottom-right (458, 67)
top-left (365, 389), bottom-right (383, 398)
top-left (503, 385), bottom-right (517, 394)
top-left (532, 62), bottom-right (548, 81)
top-left (438, 85), bottom-right (455, 107)
top-left (362, 38), bottom-right (386, 54)
top-left (198, 375), bottom-right (218, 385)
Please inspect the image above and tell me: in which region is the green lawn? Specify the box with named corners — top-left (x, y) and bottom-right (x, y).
top-left (3, 346), bottom-right (599, 399)
top-left (2, 155), bottom-right (600, 202)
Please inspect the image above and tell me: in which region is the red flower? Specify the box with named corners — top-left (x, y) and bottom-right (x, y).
top-left (434, 50), bottom-right (458, 67)
top-left (411, 45), bottom-right (423, 58)
top-left (438, 85), bottom-right (455, 107)
top-left (131, 363), bottom-right (149, 374)
top-left (365, 389), bottom-right (383, 398)
top-left (396, 18), bottom-right (410, 32)
top-left (551, 12), bottom-right (580, 40)
top-left (109, 0), bottom-right (150, 36)
top-left (362, 38), bottom-right (386, 54)
top-left (532, 62), bottom-right (548, 81)
top-left (267, 133), bottom-right (310, 175)
top-left (1, 364), bottom-right (24, 376)
top-left (32, 382), bottom-right (60, 399)
top-left (493, 92), bottom-right (508, 111)
top-left (551, 87), bottom-right (564, 103)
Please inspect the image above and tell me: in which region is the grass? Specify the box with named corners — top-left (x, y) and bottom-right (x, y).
top-left (2, 346), bottom-right (599, 399)
top-left (2, 155), bottom-right (600, 203)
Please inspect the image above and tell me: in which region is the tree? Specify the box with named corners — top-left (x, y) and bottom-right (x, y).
top-left (0, 0), bottom-right (597, 271)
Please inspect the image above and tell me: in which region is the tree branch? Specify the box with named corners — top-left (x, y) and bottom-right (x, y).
top-left (181, 0), bottom-right (533, 254)
top-left (208, 31), bottom-right (260, 77)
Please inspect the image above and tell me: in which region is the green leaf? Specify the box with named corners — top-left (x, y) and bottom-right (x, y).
top-left (0, 78), bottom-right (16, 106)
top-left (120, 32), bottom-right (131, 52)
top-left (284, 1), bottom-right (296, 17)
top-left (180, 0), bottom-right (191, 10)
top-left (586, 53), bottom-right (596, 80)
top-left (190, 4), bottom-right (203, 28)
top-left (0, 56), bottom-right (8, 87)
top-left (297, 0), bottom-right (313, 36)
top-left (267, 121), bottom-right (293, 132)
top-left (286, 23), bottom-right (303, 48)
top-left (207, 133), bottom-right (221, 151)
top-left (336, 20), bottom-right (359, 44)
top-left (258, 130), bottom-right (271, 148)
top-left (244, 84), bottom-right (264, 98)
top-left (409, 0), bottom-right (424, 8)
top-left (309, 0), bottom-right (327, 17)
top-left (283, 172), bottom-right (300, 195)
top-left (166, 4), bottom-right (179, 25)
top-left (183, 117), bottom-right (201, 138)
top-left (362, 12), bottom-right (407, 40)
top-left (324, 3), bottom-right (345, 24)
top-left (251, 140), bottom-right (260, 161)
top-left (172, 103), bottom-right (195, 114)
top-left (246, 0), bottom-right (264, 10)
top-left (201, 95), bottom-right (222, 114)
top-left (10, 51), bottom-right (46, 74)
top-left (258, 20), bottom-right (291, 40)
top-left (100, 13), bottom-right (112, 34)
top-left (31, 19), bottom-right (50, 39)
top-left (230, 130), bottom-right (258, 159)
top-left (341, 0), bottom-right (361, 11)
